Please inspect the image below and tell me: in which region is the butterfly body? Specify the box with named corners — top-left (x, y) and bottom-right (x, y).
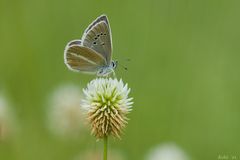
top-left (64, 15), bottom-right (116, 76)
top-left (96, 60), bottom-right (118, 76)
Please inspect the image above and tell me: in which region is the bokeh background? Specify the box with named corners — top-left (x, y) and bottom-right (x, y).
top-left (1, 0), bottom-right (240, 159)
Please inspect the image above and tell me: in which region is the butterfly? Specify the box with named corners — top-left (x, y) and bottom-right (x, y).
top-left (64, 14), bottom-right (117, 76)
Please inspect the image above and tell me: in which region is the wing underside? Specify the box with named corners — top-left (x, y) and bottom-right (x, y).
top-left (82, 15), bottom-right (112, 64)
top-left (64, 44), bottom-right (106, 73)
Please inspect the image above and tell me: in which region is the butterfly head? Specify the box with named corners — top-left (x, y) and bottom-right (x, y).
top-left (110, 60), bottom-right (118, 69)
top-left (97, 60), bottom-right (118, 77)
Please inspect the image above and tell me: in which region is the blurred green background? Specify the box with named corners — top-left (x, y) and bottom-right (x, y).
top-left (1, 0), bottom-right (240, 159)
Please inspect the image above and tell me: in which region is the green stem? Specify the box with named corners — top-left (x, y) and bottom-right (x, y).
top-left (103, 136), bottom-right (108, 160)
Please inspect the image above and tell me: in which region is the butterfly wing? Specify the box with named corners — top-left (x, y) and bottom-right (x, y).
top-left (64, 42), bottom-right (107, 73)
top-left (81, 15), bottom-right (112, 65)
top-left (66, 39), bottom-right (82, 46)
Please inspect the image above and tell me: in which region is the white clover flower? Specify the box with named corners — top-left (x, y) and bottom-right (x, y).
top-left (47, 84), bottom-right (85, 138)
top-left (74, 149), bottom-right (126, 160)
top-left (82, 78), bottom-right (133, 139)
top-left (145, 143), bottom-right (190, 160)
top-left (0, 95), bottom-right (16, 141)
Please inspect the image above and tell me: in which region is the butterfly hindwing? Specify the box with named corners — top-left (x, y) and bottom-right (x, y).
top-left (64, 44), bottom-right (106, 73)
top-left (66, 39), bottom-right (82, 47)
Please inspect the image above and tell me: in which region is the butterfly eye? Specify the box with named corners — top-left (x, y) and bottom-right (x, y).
top-left (111, 61), bottom-right (116, 68)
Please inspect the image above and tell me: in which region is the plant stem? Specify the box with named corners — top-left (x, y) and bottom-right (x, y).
top-left (103, 136), bottom-right (108, 160)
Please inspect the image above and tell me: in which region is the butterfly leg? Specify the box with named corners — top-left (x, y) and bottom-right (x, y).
top-left (111, 69), bottom-right (116, 78)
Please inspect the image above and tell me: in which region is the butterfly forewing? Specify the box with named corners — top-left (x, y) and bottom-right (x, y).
top-left (84, 15), bottom-right (109, 34)
top-left (82, 15), bottom-right (112, 64)
top-left (64, 45), bottom-right (106, 73)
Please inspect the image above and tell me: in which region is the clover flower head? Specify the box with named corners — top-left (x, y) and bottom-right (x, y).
top-left (0, 95), bottom-right (15, 140)
top-left (82, 78), bottom-right (133, 139)
top-left (75, 149), bottom-right (126, 160)
top-left (146, 143), bottom-right (190, 160)
top-left (48, 85), bottom-right (85, 137)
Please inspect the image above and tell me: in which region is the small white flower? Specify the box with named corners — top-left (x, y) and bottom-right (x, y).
top-left (145, 143), bottom-right (190, 160)
top-left (82, 78), bottom-right (133, 139)
top-left (47, 84), bottom-right (85, 137)
top-left (0, 95), bottom-right (15, 141)
top-left (75, 149), bottom-right (126, 160)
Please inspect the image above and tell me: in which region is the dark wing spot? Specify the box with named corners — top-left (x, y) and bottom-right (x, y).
top-left (100, 33), bottom-right (103, 35)
top-left (97, 34), bottom-right (100, 37)
top-left (104, 33), bottom-right (107, 35)
top-left (94, 37), bottom-right (97, 40)
top-left (101, 42), bottom-right (105, 45)
top-left (93, 42), bottom-right (97, 45)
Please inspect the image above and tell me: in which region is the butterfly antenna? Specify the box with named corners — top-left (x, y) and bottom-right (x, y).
top-left (125, 58), bottom-right (131, 62)
top-left (118, 58), bottom-right (131, 62)
top-left (118, 62), bottom-right (128, 71)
